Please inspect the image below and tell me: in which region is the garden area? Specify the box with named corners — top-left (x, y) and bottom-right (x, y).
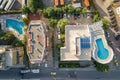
top-left (59, 62), bottom-right (80, 68)
top-left (0, 30), bottom-right (27, 47)
top-left (93, 61), bottom-right (110, 72)
top-left (0, 31), bottom-right (17, 45)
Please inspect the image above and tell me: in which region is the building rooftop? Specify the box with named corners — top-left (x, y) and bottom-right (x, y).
top-left (61, 25), bottom-right (91, 61)
top-left (6, 47), bottom-right (24, 67)
top-left (60, 21), bottom-right (114, 64)
top-left (112, 2), bottom-right (120, 31)
top-left (27, 20), bottom-right (46, 64)
top-left (0, 46), bottom-right (24, 69)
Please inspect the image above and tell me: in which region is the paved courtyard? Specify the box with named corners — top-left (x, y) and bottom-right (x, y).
top-left (68, 14), bottom-right (93, 25)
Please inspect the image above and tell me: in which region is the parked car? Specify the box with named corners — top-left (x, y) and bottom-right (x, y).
top-left (107, 6), bottom-right (112, 10)
top-left (107, 32), bottom-right (110, 37)
top-left (57, 28), bottom-right (60, 34)
top-left (67, 14), bottom-right (70, 18)
top-left (110, 16), bottom-right (115, 20)
top-left (111, 19), bottom-right (116, 23)
top-left (109, 12), bottom-right (114, 16)
top-left (87, 14), bottom-right (90, 18)
top-left (108, 9), bottom-right (113, 13)
top-left (77, 14), bottom-right (80, 18)
top-left (83, 14), bottom-right (87, 18)
top-left (45, 63), bottom-right (48, 67)
top-left (74, 14), bottom-right (77, 20)
top-left (58, 34), bottom-right (61, 40)
top-left (63, 14), bottom-right (67, 18)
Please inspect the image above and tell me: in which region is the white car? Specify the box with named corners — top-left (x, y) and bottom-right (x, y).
top-left (63, 14), bottom-right (67, 18)
top-left (31, 69), bottom-right (39, 73)
top-left (45, 63), bottom-right (48, 67)
top-left (57, 28), bottom-right (60, 34)
top-left (58, 34), bottom-right (61, 40)
top-left (107, 32), bottom-right (110, 37)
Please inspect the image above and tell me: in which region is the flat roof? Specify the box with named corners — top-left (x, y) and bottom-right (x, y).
top-left (72, 3), bottom-right (81, 8)
top-left (27, 20), bottom-right (46, 64)
top-left (6, 47), bottom-right (24, 66)
top-left (60, 25), bottom-right (91, 61)
top-left (112, 2), bottom-right (120, 31)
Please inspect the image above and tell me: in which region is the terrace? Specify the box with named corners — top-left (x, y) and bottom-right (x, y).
top-left (27, 20), bottom-right (46, 64)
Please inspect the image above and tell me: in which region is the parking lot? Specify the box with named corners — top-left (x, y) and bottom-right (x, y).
top-left (68, 13), bottom-right (93, 25)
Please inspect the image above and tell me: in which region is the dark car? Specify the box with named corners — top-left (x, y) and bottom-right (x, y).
top-left (109, 12), bottom-right (115, 16)
top-left (74, 14), bottom-right (77, 20)
top-left (107, 6), bottom-right (112, 10)
top-left (77, 14), bottom-right (80, 18)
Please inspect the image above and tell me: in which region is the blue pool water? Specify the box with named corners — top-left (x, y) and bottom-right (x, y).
top-left (96, 38), bottom-right (109, 60)
top-left (6, 19), bottom-right (24, 34)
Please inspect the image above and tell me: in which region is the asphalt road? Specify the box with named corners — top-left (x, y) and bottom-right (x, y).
top-left (1, 68), bottom-right (120, 79)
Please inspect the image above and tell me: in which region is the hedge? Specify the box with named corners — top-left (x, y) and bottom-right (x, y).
top-left (0, 10), bottom-right (22, 15)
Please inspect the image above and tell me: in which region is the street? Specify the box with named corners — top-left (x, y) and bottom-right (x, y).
top-left (0, 68), bottom-right (120, 79)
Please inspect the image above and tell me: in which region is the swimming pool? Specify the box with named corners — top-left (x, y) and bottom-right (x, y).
top-left (96, 38), bottom-right (109, 60)
top-left (6, 19), bottom-right (24, 34)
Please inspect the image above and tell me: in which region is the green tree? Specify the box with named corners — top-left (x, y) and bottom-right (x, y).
top-left (22, 5), bottom-right (30, 14)
top-left (57, 43), bottom-right (62, 50)
top-left (37, 9), bottom-right (42, 14)
top-left (48, 19), bottom-right (57, 28)
top-left (94, 61), bottom-right (110, 72)
top-left (101, 18), bottom-right (110, 30)
top-left (0, 31), bottom-right (17, 44)
top-left (93, 14), bottom-right (101, 22)
top-left (28, 0), bottom-right (43, 13)
top-left (60, 34), bottom-right (65, 43)
top-left (62, 5), bottom-right (68, 13)
top-left (82, 7), bottom-right (87, 14)
top-left (22, 18), bottom-right (29, 26)
top-left (67, 4), bottom-right (75, 14)
top-left (74, 8), bottom-right (81, 14)
top-left (43, 7), bottom-right (55, 18)
top-left (57, 19), bottom-right (69, 33)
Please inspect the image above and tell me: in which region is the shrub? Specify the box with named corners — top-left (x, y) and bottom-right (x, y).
top-left (22, 17), bottom-right (29, 26)
top-left (94, 61), bottom-right (109, 72)
top-left (22, 5), bottom-right (30, 14)
top-left (0, 10), bottom-right (22, 15)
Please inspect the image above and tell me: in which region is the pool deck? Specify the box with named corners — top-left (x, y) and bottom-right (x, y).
top-left (0, 14), bottom-right (24, 39)
top-left (90, 21), bottom-right (114, 64)
top-left (93, 35), bottom-right (114, 64)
